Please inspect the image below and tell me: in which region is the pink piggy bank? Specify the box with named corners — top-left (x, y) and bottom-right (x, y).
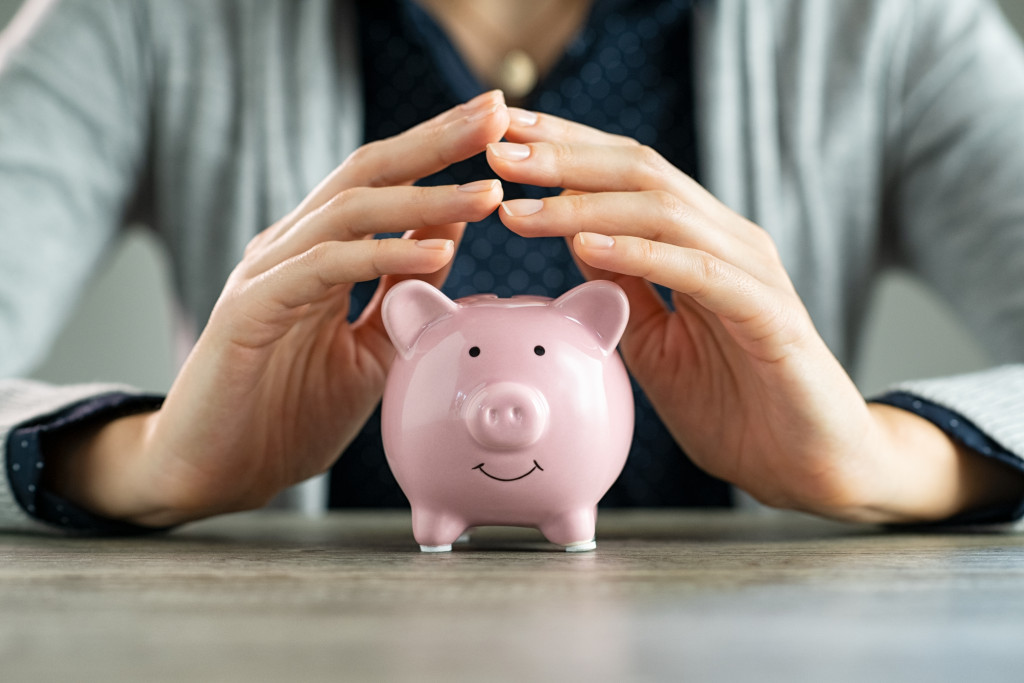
top-left (380, 279), bottom-right (634, 553)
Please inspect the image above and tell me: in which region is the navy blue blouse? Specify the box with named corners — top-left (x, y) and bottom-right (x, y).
top-left (328, 0), bottom-right (730, 509)
top-left (7, 0), bottom-right (1023, 531)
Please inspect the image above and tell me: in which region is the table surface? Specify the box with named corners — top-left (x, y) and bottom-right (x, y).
top-left (2, 509), bottom-right (1023, 682)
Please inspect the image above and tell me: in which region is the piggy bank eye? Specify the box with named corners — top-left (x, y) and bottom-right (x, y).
top-left (534, 345), bottom-right (545, 356)
top-left (469, 346), bottom-right (481, 357)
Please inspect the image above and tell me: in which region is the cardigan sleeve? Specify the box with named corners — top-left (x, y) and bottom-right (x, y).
top-left (881, 0), bottom-right (1024, 480)
top-left (0, 0), bottom-right (153, 530)
top-left (0, 0), bottom-right (151, 376)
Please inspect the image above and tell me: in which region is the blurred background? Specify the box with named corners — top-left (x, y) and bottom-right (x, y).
top-left (2, 0), bottom-right (1022, 396)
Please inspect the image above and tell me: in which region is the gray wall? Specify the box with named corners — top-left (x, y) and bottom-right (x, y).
top-left (2, 0), bottom-right (1023, 395)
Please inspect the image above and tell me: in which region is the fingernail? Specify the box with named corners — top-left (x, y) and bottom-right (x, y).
top-left (488, 142), bottom-right (531, 161)
top-left (466, 103), bottom-right (501, 122)
top-left (458, 179), bottom-right (500, 193)
top-left (416, 239), bottom-right (454, 250)
top-left (501, 199), bottom-right (544, 217)
top-left (508, 107), bottom-right (539, 126)
top-left (461, 91), bottom-right (494, 111)
top-left (578, 232), bottom-right (615, 249)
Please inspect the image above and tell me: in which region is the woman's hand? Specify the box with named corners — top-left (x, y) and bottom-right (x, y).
top-left (490, 108), bottom-right (1023, 524)
top-left (44, 92), bottom-right (510, 526)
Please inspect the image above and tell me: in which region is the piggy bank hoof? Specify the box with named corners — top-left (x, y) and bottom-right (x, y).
top-left (564, 539), bottom-right (597, 553)
top-left (419, 544), bottom-right (453, 553)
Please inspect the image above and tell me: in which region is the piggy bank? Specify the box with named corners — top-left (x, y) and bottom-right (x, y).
top-left (380, 279), bottom-right (634, 552)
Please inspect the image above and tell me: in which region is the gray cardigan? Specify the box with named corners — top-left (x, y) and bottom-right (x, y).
top-left (2, 0), bottom-right (1024, 530)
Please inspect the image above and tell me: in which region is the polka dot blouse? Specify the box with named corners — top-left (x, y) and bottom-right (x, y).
top-left (329, 0), bottom-right (731, 509)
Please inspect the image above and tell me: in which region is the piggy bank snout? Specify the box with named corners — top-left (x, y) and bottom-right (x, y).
top-left (465, 382), bottom-right (548, 450)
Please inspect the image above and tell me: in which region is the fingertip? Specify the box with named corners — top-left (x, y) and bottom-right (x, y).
top-left (507, 107), bottom-right (539, 127)
top-left (576, 232), bottom-right (616, 250)
top-left (454, 178), bottom-right (504, 222)
top-left (461, 103), bottom-right (510, 151)
top-left (489, 178), bottom-right (506, 206)
top-left (459, 91), bottom-right (508, 126)
top-left (572, 232), bottom-right (620, 272)
top-left (487, 142), bottom-right (532, 162)
top-left (465, 103), bottom-right (501, 123)
top-left (405, 221), bottom-right (467, 254)
top-left (500, 198), bottom-right (544, 219)
top-left (486, 141), bottom-right (538, 183)
top-left (457, 178), bottom-right (502, 195)
top-left (497, 202), bottom-right (527, 234)
top-left (408, 238), bottom-right (455, 274)
top-left (459, 89), bottom-right (505, 110)
top-left (415, 238), bottom-right (455, 252)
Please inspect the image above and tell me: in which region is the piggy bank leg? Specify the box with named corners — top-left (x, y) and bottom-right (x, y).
top-left (540, 508), bottom-right (598, 552)
top-left (412, 508), bottom-right (467, 553)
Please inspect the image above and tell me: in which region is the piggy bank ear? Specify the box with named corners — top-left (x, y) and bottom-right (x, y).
top-left (553, 280), bottom-right (629, 355)
top-left (382, 280), bottom-right (458, 359)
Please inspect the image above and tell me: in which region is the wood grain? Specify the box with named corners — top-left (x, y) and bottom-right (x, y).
top-left (2, 510), bottom-right (1022, 682)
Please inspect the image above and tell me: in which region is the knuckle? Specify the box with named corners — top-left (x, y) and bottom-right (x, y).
top-left (405, 186), bottom-right (440, 226)
top-left (565, 192), bottom-right (590, 218)
top-left (556, 119), bottom-right (582, 144)
top-left (324, 186), bottom-right (358, 212)
top-left (424, 123), bottom-right (454, 166)
top-left (340, 144), bottom-right (376, 184)
top-left (551, 141), bottom-right (575, 165)
top-left (304, 241), bottom-right (334, 269)
top-left (698, 251), bottom-right (723, 282)
top-left (345, 141), bottom-right (394, 187)
top-left (315, 187), bottom-right (359, 227)
top-left (752, 227), bottom-right (781, 258)
top-left (687, 251), bottom-right (723, 298)
top-left (301, 241), bottom-right (350, 291)
top-left (412, 184), bottom-right (436, 206)
top-left (652, 190), bottom-right (688, 224)
top-left (649, 190), bottom-right (690, 245)
top-left (635, 238), bottom-right (660, 276)
top-left (245, 212), bottom-right (295, 256)
top-left (637, 144), bottom-right (670, 176)
top-left (343, 142), bottom-right (374, 171)
top-left (243, 231), bottom-right (268, 257)
top-left (369, 238), bottom-right (393, 277)
top-left (219, 267), bottom-right (251, 303)
top-left (537, 142), bottom-right (571, 186)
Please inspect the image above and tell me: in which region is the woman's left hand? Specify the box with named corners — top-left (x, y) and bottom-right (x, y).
top-left (489, 109), bottom-right (1022, 524)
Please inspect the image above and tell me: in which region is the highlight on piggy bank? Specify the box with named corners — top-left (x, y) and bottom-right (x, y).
top-left (380, 279), bottom-right (634, 553)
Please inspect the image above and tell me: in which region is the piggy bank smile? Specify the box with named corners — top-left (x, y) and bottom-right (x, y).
top-left (472, 460), bottom-right (544, 482)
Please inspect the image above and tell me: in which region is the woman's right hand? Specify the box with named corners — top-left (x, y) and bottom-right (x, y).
top-left (43, 91), bottom-right (510, 526)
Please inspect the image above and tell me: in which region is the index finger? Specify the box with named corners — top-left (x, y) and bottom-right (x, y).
top-left (504, 107), bottom-right (639, 147)
top-left (289, 91), bottom-right (510, 223)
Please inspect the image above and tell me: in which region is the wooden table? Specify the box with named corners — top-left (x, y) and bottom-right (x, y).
top-left (2, 510), bottom-right (1023, 682)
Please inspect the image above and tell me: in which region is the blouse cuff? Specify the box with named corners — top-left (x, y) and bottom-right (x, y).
top-left (5, 392), bottom-right (171, 535)
top-left (872, 391), bottom-right (1024, 526)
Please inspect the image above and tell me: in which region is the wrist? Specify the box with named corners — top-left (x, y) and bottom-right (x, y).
top-left (41, 411), bottom-right (193, 528)
top-left (831, 403), bottom-right (1024, 524)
